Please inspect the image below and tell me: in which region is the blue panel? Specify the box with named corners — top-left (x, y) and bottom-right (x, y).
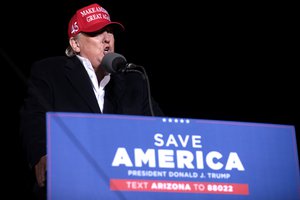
top-left (47, 112), bottom-right (300, 200)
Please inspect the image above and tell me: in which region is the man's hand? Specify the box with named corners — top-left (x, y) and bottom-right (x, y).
top-left (35, 155), bottom-right (47, 187)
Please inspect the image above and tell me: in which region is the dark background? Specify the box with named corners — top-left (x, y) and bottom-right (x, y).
top-left (1, 0), bottom-right (298, 198)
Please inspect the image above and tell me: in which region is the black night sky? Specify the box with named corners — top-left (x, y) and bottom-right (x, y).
top-left (1, 0), bottom-right (298, 198)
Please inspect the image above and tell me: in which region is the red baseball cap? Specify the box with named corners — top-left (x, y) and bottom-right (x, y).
top-left (68, 3), bottom-right (124, 38)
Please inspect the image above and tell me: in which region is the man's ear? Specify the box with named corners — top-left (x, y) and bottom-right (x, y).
top-left (69, 37), bottom-right (80, 52)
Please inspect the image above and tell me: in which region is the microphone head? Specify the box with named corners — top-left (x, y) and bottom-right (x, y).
top-left (100, 52), bottom-right (127, 73)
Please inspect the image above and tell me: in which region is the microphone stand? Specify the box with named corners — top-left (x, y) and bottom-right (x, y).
top-left (125, 66), bottom-right (155, 117)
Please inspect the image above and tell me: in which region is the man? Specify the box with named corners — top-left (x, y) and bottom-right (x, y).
top-left (20, 3), bottom-right (163, 199)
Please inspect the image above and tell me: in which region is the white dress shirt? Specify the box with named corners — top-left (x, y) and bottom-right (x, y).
top-left (76, 55), bottom-right (110, 112)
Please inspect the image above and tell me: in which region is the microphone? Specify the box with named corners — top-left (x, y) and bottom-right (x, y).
top-left (100, 52), bottom-right (156, 116)
top-left (100, 52), bottom-right (139, 73)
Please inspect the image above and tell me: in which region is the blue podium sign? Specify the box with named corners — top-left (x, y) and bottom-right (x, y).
top-left (47, 112), bottom-right (300, 200)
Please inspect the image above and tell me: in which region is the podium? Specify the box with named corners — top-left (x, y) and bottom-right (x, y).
top-left (47, 112), bottom-right (300, 200)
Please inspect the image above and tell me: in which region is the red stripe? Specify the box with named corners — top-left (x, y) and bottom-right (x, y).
top-left (110, 179), bottom-right (249, 195)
